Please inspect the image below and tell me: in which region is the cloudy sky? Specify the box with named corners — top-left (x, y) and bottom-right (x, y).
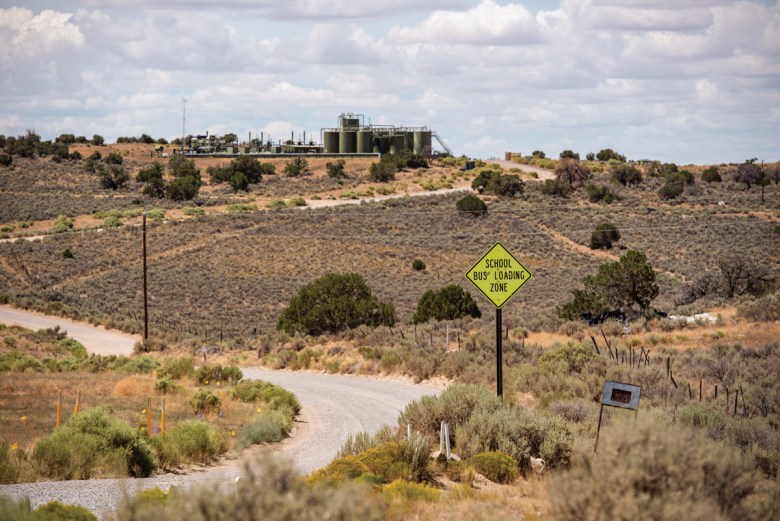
top-left (1, 0), bottom-right (778, 163)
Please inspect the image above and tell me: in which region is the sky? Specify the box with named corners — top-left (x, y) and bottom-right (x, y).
top-left (0, 0), bottom-right (778, 164)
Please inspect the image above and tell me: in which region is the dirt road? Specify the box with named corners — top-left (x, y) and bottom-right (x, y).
top-left (0, 309), bottom-right (439, 518)
top-left (485, 159), bottom-right (555, 180)
top-left (0, 305), bottom-right (138, 356)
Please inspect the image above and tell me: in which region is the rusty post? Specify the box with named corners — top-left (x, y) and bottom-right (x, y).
top-left (590, 335), bottom-right (600, 355)
top-left (699, 380), bottom-right (702, 401)
top-left (74, 390), bottom-right (80, 416)
top-left (594, 404), bottom-right (605, 453)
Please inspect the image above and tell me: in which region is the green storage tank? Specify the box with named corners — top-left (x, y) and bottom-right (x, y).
top-left (339, 131), bottom-right (357, 154)
top-left (413, 131), bottom-right (432, 156)
top-left (323, 131), bottom-right (339, 154)
top-left (357, 130), bottom-right (373, 153)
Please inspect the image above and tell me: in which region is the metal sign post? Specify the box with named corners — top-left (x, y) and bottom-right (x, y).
top-left (466, 242), bottom-right (532, 399)
top-left (594, 381), bottom-right (642, 452)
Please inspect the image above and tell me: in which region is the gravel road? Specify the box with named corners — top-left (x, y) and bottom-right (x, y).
top-left (0, 305), bottom-right (138, 356)
top-left (0, 310), bottom-right (439, 518)
top-left (485, 159), bottom-right (555, 180)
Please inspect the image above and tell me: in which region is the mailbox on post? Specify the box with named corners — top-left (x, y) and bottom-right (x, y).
top-left (595, 381), bottom-right (641, 452)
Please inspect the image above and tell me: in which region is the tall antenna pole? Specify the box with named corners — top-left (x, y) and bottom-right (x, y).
top-left (182, 97), bottom-right (187, 149)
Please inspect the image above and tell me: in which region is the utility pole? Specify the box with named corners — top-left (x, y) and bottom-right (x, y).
top-left (143, 212), bottom-right (148, 344)
top-left (181, 97), bottom-right (187, 151)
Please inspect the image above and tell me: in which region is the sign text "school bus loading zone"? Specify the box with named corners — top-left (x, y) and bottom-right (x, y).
top-left (465, 242), bottom-right (532, 309)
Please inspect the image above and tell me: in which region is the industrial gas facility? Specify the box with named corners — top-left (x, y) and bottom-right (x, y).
top-left (183, 113), bottom-right (452, 157)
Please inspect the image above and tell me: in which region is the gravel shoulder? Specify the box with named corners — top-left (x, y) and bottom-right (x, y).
top-left (0, 310), bottom-right (439, 518)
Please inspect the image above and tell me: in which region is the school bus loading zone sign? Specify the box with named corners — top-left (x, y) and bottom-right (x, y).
top-left (465, 242), bottom-right (532, 309)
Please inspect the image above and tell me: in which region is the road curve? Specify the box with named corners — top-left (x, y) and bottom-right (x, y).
top-left (0, 310), bottom-right (439, 518)
top-left (0, 305), bottom-right (138, 356)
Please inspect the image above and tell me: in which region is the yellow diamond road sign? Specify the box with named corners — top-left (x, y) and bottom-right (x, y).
top-left (465, 242), bottom-right (532, 309)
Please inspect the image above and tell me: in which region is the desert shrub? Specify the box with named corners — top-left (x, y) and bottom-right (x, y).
top-left (610, 164), bottom-right (642, 186)
top-left (0, 153), bottom-right (12, 166)
top-left (310, 455), bottom-right (370, 483)
top-left (52, 215), bottom-right (74, 234)
top-left (737, 292), bottom-right (780, 322)
top-left (412, 285), bottom-right (481, 324)
top-left (539, 342), bottom-right (597, 373)
top-left (229, 380), bottom-right (300, 413)
top-left (399, 384), bottom-right (502, 443)
top-left (277, 273), bottom-right (396, 336)
top-left (326, 159), bottom-right (347, 179)
top-left (368, 161), bottom-right (396, 182)
top-left (136, 163), bottom-right (164, 183)
top-left (195, 364), bottom-right (242, 385)
top-left (549, 414), bottom-right (763, 521)
top-left (470, 451), bottom-right (519, 484)
top-left (383, 479), bottom-right (439, 502)
top-left (182, 206), bottom-right (205, 216)
top-left (228, 172), bottom-right (248, 192)
top-left (103, 215), bottom-right (122, 228)
top-left (231, 156), bottom-right (264, 184)
top-left (471, 169), bottom-right (524, 197)
top-left (702, 166), bottom-right (722, 182)
top-left (0, 442), bottom-right (20, 484)
top-left (287, 197), bottom-right (306, 207)
top-left (411, 259), bottom-right (426, 271)
top-left (596, 149), bottom-right (626, 162)
top-left (338, 425), bottom-right (396, 458)
top-left (237, 407), bottom-right (294, 448)
top-left (189, 389), bottom-right (221, 414)
top-left (105, 151), bottom-right (123, 165)
top-left (586, 183), bottom-right (619, 203)
top-left (559, 250), bottom-right (659, 319)
top-left (35, 501), bottom-right (98, 521)
top-left (548, 399), bottom-right (595, 423)
top-left (159, 420), bottom-right (228, 464)
top-left (98, 164), bottom-right (129, 190)
top-left (284, 157), bottom-right (309, 177)
top-left (165, 175), bottom-right (199, 201)
top-left (115, 454), bottom-right (384, 521)
top-left (32, 406), bottom-right (156, 479)
top-left (458, 407), bottom-right (573, 472)
top-left (226, 203), bottom-right (257, 213)
top-left (380, 350), bottom-right (402, 372)
top-left (540, 179), bottom-right (572, 197)
top-left (157, 357), bottom-right (194, 380)
top-left (456, 194), bottom-right (487, 217)
top-left (590, 223), bottom-right (621, 250)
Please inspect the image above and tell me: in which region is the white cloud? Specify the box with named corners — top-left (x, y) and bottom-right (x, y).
top-left (388, 0), bottom-right (543, 45)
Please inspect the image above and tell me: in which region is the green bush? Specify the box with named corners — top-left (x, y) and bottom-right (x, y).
top-left (586, 183), bottom-right (619, 203)
top-left (549, 413), bottom-right (764, 521)
top-left (103, 215), bottom-right (123, 228)
top-left (283, 157), bottom-right (309, 177)
top-left (702, 166), bottom-right (722, 182)
top-left (471, 169), bottom-right (524, 197)
top-left (165, 176), bottom-right (200, 201)
top-left (158, 420), bottom-right (228, 465)
top-left (195, 364), bottom-right (242, 385)
top-left (157, 357), bottom-right (195, 380)
top-left (737, 292), bottom-right (780, 322)
top-left (117, 455), bottom-right (383, 521)
top-left (470, 451), bottom-right (519, 483)
top-left (589, 223), bottom-right (621, 250)
top-left (610, 164), bottom-right (642, 186)
top-left (32, 406), bottom-right (156, 479)
top-left (540, 179), bottom-right (572, 197)
top-left (277, 273), bottom-right (396, 336)
top-left (412, 285), bottom-right (481, 324)
top-left (458, 406), bottom-right (573, 472)
top-left (52, 215), bottom-right (74, 234)
top-left (136, 163), bottom-right (164, 183)
top-left (399, 384), bottom-right (502, 444)
top-left (411, 259), bottom-right (426, 271)
top-left (383, 479), bottom-right (439, 502)
top-left (0, 442), bottom-right (20, 484)
top-left (455, 194), bottom-right (487, 217)
top-left (35, 501), bottom-right (98, 521)
top-left (368, 161), bottom-right (396, 182)
top-left (154, 378), bottom-right (183, 395)
top-left (326, 159), bottom-right (347, 179)
top-left (539, 342), bottom-right (598, 373)
top-left (189, 389), bottom-right (221, 414)
top-left (229, 380), bottom-right (300, 413)
top-left (237, 408), bottom-right (294, 448)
